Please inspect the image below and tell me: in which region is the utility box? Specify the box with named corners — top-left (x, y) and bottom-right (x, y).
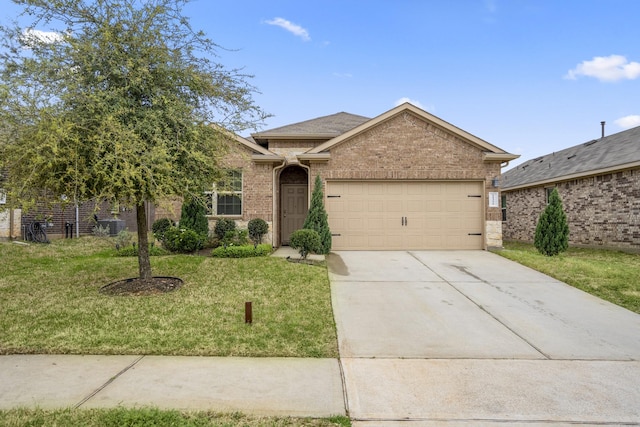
top-left (97, 219), bottom-right (126, 236)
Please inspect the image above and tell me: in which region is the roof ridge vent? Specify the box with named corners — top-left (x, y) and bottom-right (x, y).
top-left (584, 139), bottom-right (597, 146)
top-left (533, 156), bottom-right (544, 162)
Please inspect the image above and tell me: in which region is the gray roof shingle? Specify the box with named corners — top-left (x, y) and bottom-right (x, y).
top-left (252, 112), bottom-right (370, 140)
top-left (502, 125), bottom-right (640, 189)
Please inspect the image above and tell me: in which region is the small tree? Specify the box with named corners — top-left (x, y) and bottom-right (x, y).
top-left (302, 175), bottom-right (332, 254)
top-left (248, 218), bottom-right (269, 244)
top-left (534, 188), bottom-right (569, 256)
top-left (180, 197), bottom-right (209, 237)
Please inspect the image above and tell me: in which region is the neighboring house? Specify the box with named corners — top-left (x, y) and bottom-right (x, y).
top-left (502, 125), bottom-right (640, 251)
top-left (182, 103), bottom-right (518, 250)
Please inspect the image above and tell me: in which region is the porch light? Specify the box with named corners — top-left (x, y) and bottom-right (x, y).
top-left (491, 177), bottom-right (500, 188)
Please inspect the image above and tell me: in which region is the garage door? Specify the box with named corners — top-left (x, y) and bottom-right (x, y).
top-left (325, 181), bottom-right (484, 250)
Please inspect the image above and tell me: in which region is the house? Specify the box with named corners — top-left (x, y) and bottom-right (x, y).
top-left (181, 103), bottom-right (518, 250)
top-left (501, 124), bottom-right (640, 251)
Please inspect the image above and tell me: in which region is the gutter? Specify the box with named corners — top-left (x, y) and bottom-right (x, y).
top-left (502, 160), bottom-right (640, 192)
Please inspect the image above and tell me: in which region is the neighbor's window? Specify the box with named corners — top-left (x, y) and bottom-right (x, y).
top-left (501, 194), bottom-right (507, 221)
top-left (206, 170), bottom-right (242, 216)
top-left (545, 187), bottom-right (554, 204)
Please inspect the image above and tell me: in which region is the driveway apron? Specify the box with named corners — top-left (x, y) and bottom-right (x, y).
top-left (328, 250), bottom-right (640, 425)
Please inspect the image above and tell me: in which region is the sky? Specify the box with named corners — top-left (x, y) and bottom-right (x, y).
top-left (2, 0), bottom-right (639, 170)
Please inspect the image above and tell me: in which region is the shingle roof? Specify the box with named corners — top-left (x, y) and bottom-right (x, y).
top-left (252, 112), bottom-right (370, 140)
top-left (502, 125), bottom-right (640, 190)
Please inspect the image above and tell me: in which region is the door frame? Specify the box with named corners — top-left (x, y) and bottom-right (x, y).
top-left (275, 163), bottom-right (310, 247)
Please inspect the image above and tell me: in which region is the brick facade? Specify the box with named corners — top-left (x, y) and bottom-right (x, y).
top-left (306, 111), bottom-right (504, 246)
top-left (503, 167), bottom-right (640, 250)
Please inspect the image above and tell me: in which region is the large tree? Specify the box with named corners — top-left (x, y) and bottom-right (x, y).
top-left (0, 0), bottom-right (267, 278)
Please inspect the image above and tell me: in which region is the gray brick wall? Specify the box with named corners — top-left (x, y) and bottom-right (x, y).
top-left (503, 167), bottom-right (640, 250)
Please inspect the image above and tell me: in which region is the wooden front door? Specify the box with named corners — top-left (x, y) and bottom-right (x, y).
top-left (281, 184), bottom-right (308, 245)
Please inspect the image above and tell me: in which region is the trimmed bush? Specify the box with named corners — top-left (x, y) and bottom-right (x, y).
top-left (214, 218), bottom-right (236, 240)
top-left (115, 229), bottom-right (133, 249)
top-left (534, 188), bottom-right (570, 256)
top-left (302, 175), bottom-right (331, 254)
top-left (211, 244), bottom-right (272, 258)
top-left (152, 218), bottom-right (173, 241)
top-left (290, 229), bottom-right (321, 259)
top-left (248, 218), bottom-right (269, 244)
top-left (163, 226), bottom-right (203, 253)
top-left (179, 197), bottom-right (209, 236)
top-left (115, 244), bottom-right (169, 257)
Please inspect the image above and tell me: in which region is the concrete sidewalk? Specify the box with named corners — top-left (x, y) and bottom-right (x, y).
top-left (0, 355), bottom-right (345, 417)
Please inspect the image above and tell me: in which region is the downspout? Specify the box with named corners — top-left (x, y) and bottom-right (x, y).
top-left (75, 200), bottom-right (80, 238)
top-left (9, 207), bottom-right (14, 240)
top-left (272, 160), bottom-right (287, 247)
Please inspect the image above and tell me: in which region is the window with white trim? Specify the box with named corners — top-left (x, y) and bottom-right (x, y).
top-left (206, 170), bottom-right (242, 216)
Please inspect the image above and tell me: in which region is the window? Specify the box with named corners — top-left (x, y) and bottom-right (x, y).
top-left (501, 194), bottom-right (507, 221)
top-left (545, 187), bottom-right (554, 204)
top-left (206, 170), bottom-right (242, 216)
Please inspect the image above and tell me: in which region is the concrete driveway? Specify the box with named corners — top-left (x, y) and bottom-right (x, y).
top-left (328, 250), bottom-right (640, 425)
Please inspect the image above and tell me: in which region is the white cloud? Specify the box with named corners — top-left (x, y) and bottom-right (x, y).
top-left (265, 17), bottom-right (310, 41)
top-left (565, 55), bottom-right (640, 82)
top-left (614, 115), bottom-right (640, 129)
top-left (394, 97), bottom-right (428, 110)
top-left (21, 28), bottom-right (64, 46)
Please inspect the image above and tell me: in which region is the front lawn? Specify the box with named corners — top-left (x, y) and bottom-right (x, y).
top-left (0, 238), bottom-right (337, 357)
top-left (495, 241), bottom-right (640, 314)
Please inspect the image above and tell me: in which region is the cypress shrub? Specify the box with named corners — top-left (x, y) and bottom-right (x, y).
top-left (179, 197), bottom-right (209, 237)
top-left (534, 188), bottom-right (569, 256)
top-left (302, 175), bottom-right (332, 254)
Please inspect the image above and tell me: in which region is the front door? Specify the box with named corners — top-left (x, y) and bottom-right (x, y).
top-left (281, 184), bottom-right (308, 245)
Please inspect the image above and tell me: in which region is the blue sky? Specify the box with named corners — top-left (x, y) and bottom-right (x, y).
top-left (3, 0), bottom-right (639, 169)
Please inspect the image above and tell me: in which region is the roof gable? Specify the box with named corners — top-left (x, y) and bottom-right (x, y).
top-left (308, 103), bottom-right (516, 158)
top-left (503, 125), bottom-right (640, 190)
top-left (251, 112), bottom-right (370, 142)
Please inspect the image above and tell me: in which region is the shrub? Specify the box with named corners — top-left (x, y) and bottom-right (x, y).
top-left (163, 226), bottom-right (203, 253)
top-left (211, 244), bottom-right (272, 258)
top-left (302, 175), bottom-right (331, 254)
top-left (534, 188), bottom-right (569, 256)
top-left (115, 244), bottom-right (169, 257)
top-left (248, 218), bottom-right (269, 244)
top-left (214, 218), bottom-right (236, 240)
top-left (152, 218), bottom-right (174, 241)
top-left (114, 229), bottom-right (133, 249)
top-left (179, 197), bottom-right (209, 236)
top-left (92, 224), bottom-right (110, 237)
top-left (290, 229), bottom-right (321, 259)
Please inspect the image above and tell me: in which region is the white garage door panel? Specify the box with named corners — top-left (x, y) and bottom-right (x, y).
top-left (327, 181), bottom-right (484, 250)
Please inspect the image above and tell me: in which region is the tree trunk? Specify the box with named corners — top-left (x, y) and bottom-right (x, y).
top-left (136, 202), bottom-right (152, 279)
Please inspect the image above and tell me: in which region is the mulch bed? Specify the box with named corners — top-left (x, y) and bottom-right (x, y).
top-left (100, 276), bottom-right (183, 296)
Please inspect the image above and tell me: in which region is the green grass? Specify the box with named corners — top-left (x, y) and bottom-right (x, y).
top-left (494, 241), bottom-right (640, 314)
top-left (0, 238), bottom-right (337, 357)
top-left (0, 408), bottom-right (351, 427)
